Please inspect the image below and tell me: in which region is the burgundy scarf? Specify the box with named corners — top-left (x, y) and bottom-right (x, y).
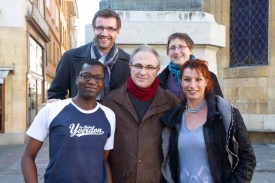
top-left (127, 77), bottom-right (160, 101)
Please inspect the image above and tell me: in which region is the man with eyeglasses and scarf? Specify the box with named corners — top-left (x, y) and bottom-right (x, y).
top-left (48, 9), bottom-right (130, 101)
top-left (102, 45), bottom-right (180, 183)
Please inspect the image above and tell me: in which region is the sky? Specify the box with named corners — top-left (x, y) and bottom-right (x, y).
top-left (74, 0), bottom-right (100, 46)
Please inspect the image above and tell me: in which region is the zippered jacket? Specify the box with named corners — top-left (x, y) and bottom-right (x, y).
top-left (102, 83), bottom-right (180, 183)
top-left (161, 94), bottom-right (256, 183)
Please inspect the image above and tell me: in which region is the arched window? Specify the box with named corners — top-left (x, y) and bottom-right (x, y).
top-left (230, 0), bottom-right (268, 67)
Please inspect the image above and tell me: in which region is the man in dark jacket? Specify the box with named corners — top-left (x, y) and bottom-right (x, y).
top-left (48, 9), bottom-right (130, 101)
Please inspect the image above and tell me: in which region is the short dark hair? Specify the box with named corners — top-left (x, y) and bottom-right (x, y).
top-left (166, 33), bottom-right (195, 55)
top-left (79, 59), bottom-right (105, 75)
top-left (92, 9), bottom-right (121, 30)
top-left (180, 59), bottom-right (214, 95)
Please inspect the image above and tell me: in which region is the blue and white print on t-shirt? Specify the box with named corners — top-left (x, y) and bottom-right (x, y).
top-left (26, 99), bottom-right (115, 183)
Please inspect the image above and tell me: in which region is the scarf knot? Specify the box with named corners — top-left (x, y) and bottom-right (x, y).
top-left (90, 41), bottom-right (119, 100)
top-left (127, 77), bottom-right (159, 101)
top-left (168, 62), bottom-right (181, 85)
top-left (168, 54), bottom-right (196, 85)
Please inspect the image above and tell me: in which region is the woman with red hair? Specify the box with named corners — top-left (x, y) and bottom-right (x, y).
top-left (160, 59), bottom-right (256, 183)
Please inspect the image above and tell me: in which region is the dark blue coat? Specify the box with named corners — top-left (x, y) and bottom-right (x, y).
top-left (48, 42), bottom-right (130, 99)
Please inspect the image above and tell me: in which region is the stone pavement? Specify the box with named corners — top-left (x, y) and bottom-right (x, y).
top-left (0, 141), bottom-right (274, 183)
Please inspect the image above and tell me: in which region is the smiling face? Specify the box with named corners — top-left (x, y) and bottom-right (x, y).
top-left (93, 17), bottom-right (120, 54)
top-left (168, 37), bottom-right (193, 66)
top-left (130, 50), bottom-right (160, 89)
top-left (76, 63), bottom-right (105, 100)
top-left (181, 67), bottom-right (208, 102)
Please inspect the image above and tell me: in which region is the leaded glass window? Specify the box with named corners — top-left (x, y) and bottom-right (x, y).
top-left (230, 0), bottom-right (268, 67)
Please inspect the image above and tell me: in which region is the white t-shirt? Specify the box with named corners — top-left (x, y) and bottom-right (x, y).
top-left (27, 98), bottom-right (116, 182)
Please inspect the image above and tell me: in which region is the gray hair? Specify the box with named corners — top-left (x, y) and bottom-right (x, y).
top-left (130, 44), bottom-right (160, 64)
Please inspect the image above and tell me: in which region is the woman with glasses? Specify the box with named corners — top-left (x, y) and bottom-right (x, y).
top-left (158, 33), bottom-right (223, 100)
top-left (160, 59), bottom-right (256, 183)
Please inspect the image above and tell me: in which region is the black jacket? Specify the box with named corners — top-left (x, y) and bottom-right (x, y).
top-left (48, 42), bottom-right (130, 99)
top-left (160, 94), bottom-right (256, 183)
top-left (158, 66), bottom-right (224, 97)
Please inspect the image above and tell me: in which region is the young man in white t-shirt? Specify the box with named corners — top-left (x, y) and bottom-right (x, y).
top-left (21, 59), bottom-right (115, 183)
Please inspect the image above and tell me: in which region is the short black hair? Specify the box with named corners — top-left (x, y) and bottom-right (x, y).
top-left (79, 58), bottom-right (105, 75)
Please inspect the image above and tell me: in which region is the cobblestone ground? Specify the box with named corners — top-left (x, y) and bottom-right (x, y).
top-left (252, 144), bottom-right (275, 183)
top-left (0, 141), bottom-right (274, 183)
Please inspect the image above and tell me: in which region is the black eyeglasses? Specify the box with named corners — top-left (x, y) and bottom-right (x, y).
top-left (131, 64), bottom-right (159, 71)
top-left (94, 26), bottom-right (117, 32)
top-left (77, 73), bottom-right (104, 83)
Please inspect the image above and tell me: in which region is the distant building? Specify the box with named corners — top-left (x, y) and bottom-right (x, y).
top-left (85, 24), bottom-right (93, 45)
top-left (0, 0), bottom-right (78, 145)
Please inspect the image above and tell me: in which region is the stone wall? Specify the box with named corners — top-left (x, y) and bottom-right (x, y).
top-left (90, 0), bottom-right (275, 140)
top-left (209, 0), bottom-right (275, 132)
top-left (0, 27), bottom-right (28, 144)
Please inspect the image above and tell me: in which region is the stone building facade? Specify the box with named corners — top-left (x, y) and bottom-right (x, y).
top-left (96, 0), bottom-right (275, 142)
top-left (0, 0), bottom-right (78, 145)
top-left (210, 0), bottom-right (275, 142)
